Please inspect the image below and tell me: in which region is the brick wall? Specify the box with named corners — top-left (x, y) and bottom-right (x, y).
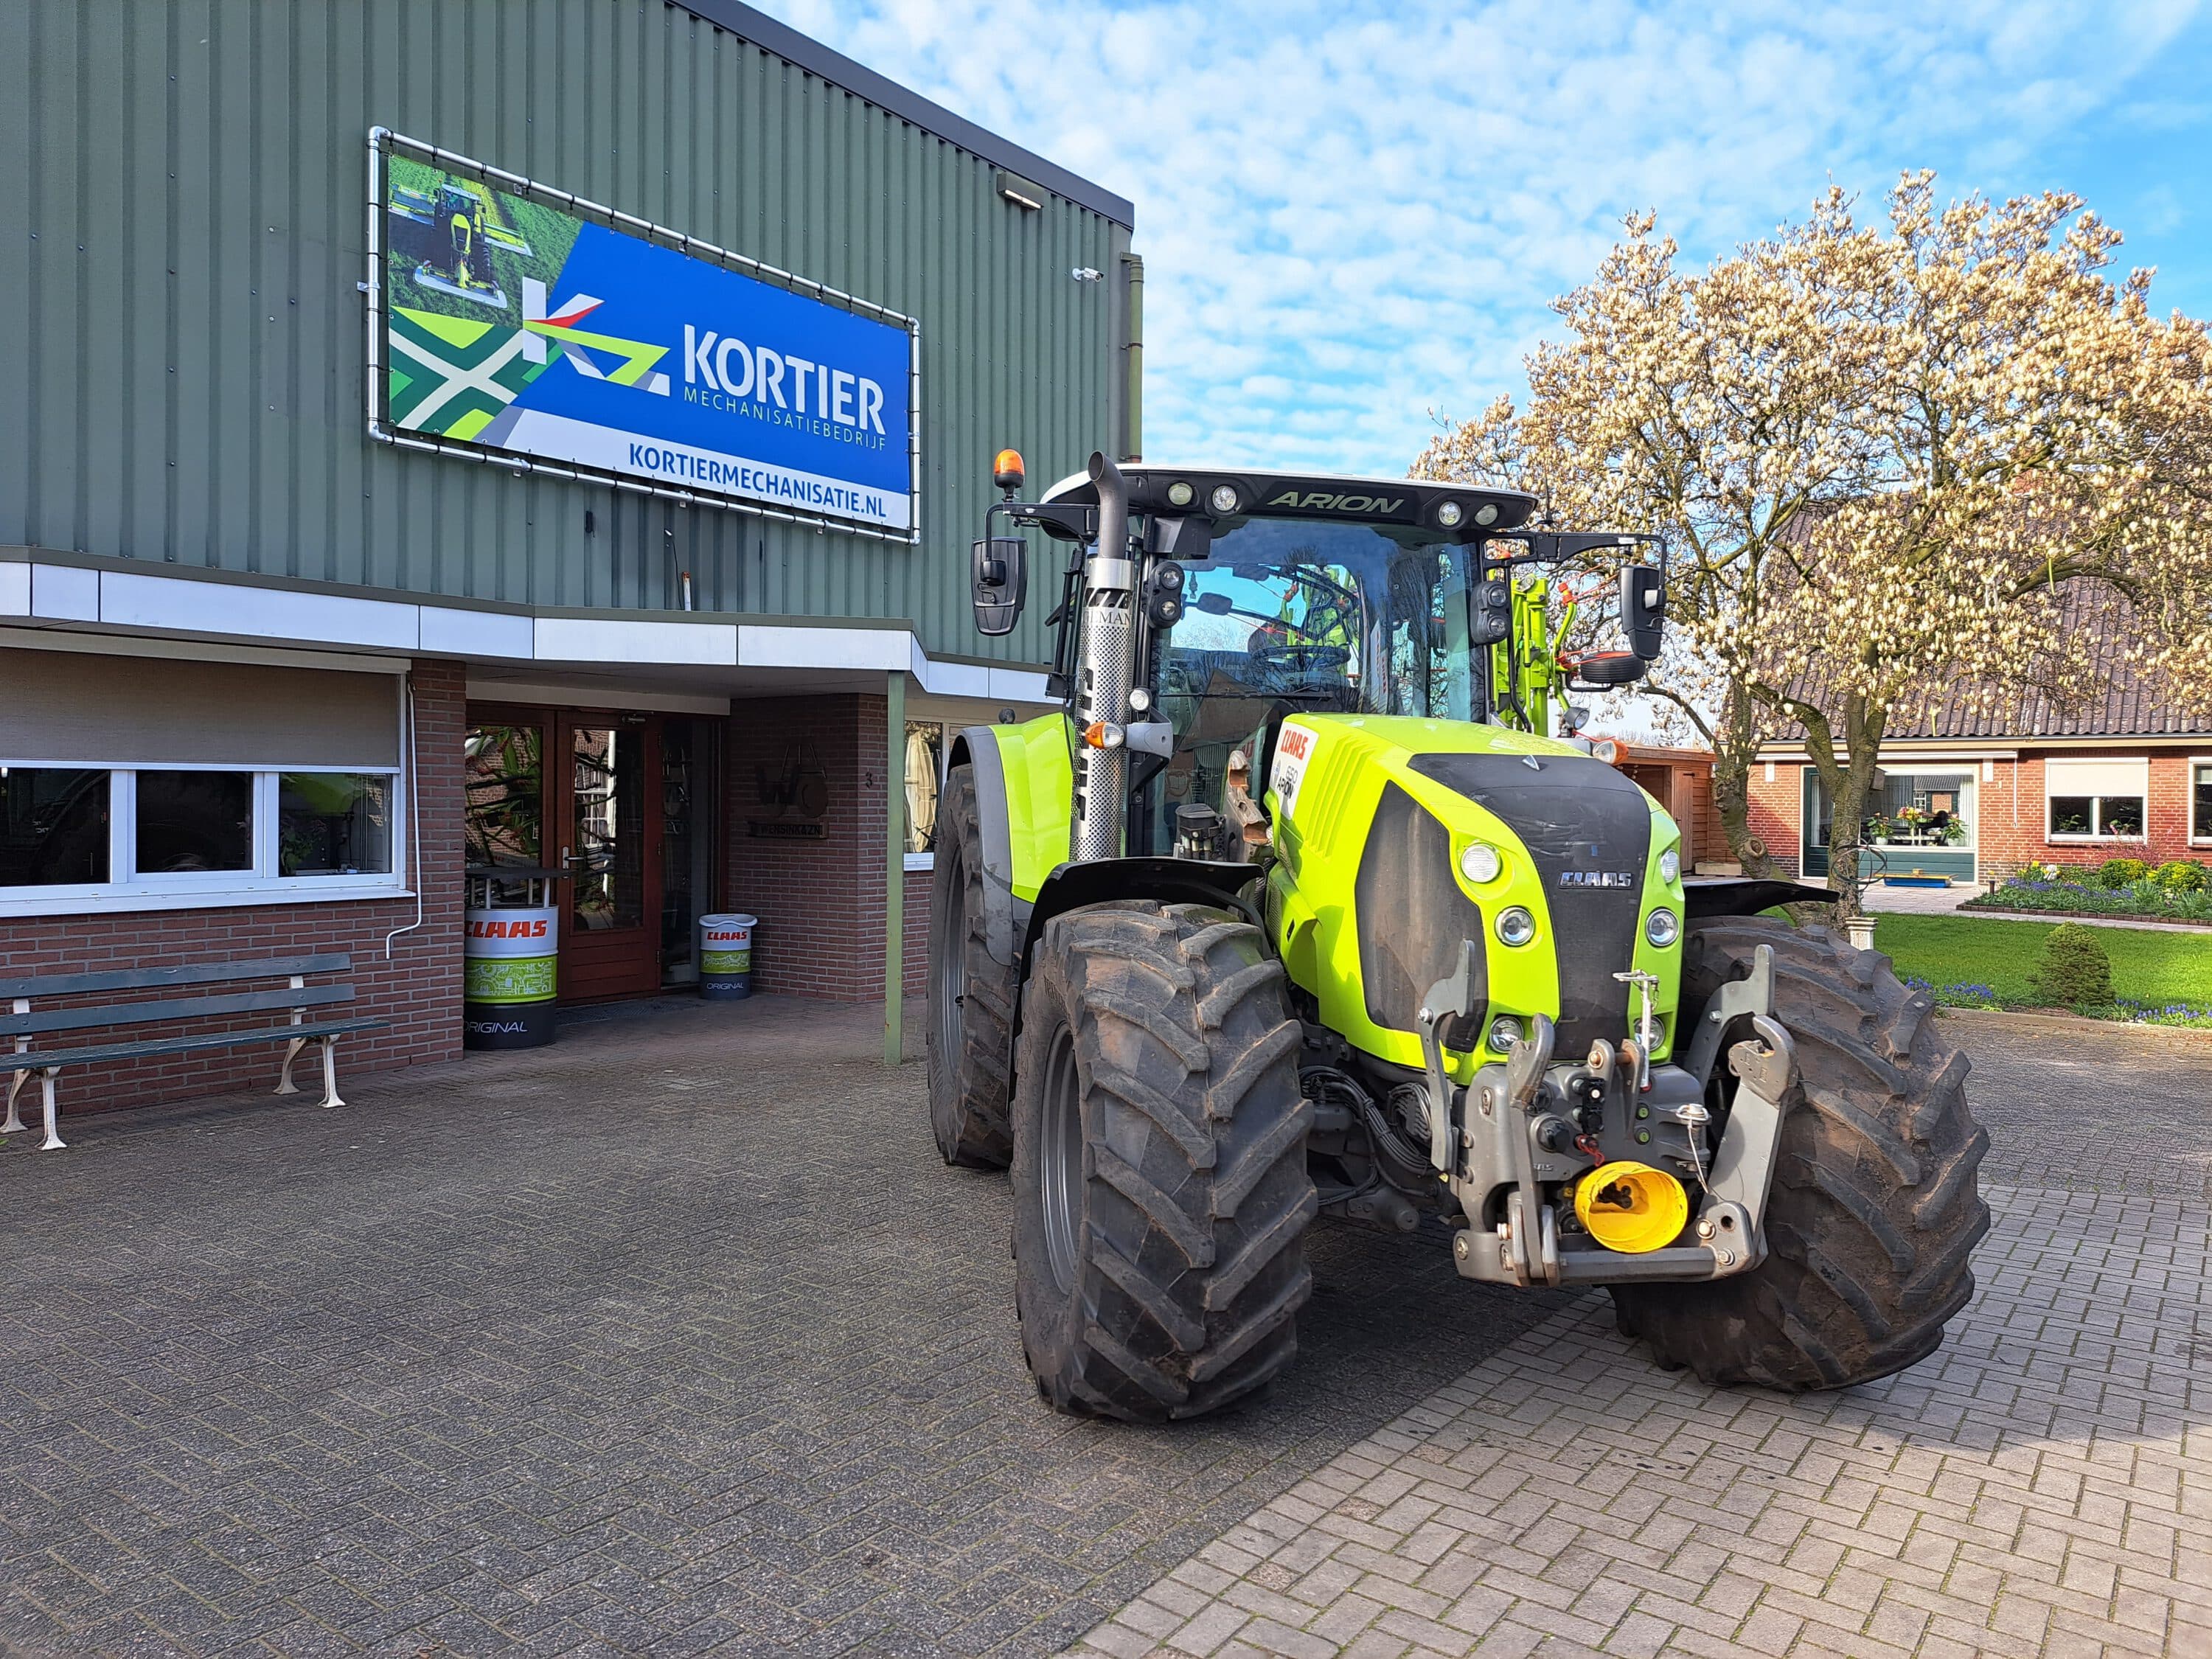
top-left (904, 863), bottom-right (930, 998)
top-left (1745, 765), bottom-right (1801, 874)
top-left (1977, 751), bottom-right (2206, 876)
top-left (0, 659), bottom-right (467, 1116)
top-left (725, 692), bottom-right (931, 1002)
top-left (1746, 749), bottom-right (2211, 882)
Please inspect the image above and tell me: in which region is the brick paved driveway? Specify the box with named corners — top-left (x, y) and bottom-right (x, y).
top-left (4, 1002), bottom-right (2205, 1658)
top-left (1066, 1016), bottom-right (2212, 1659)
top-left (0, 998), bottom-right (1559, 1658)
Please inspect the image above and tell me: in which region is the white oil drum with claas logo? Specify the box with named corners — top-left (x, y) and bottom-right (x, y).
top-left (463, 906), bottom-right (559, 1048)
top-left (699, 913), bottom-right (757, 1000)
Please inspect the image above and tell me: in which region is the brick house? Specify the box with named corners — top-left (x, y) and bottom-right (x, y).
top-left (1745, 608), bottom-right (2212, 885)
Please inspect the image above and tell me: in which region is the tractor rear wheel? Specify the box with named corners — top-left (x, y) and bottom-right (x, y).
top-left (926, 765), bottom-right (1016, 1169)
top-left (1011, 902), bottom-right (1315, 1422)
top-left (1611, 917), bottom-right (1990, 1390)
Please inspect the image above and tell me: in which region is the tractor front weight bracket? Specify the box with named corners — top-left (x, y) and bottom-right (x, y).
top-left (1683, 943), bottom-right (1777, 1088)
top-left (1451, 1004), bottom-right (1797, 1291)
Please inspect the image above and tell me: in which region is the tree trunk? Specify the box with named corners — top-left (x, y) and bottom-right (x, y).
top-left (1712, 681), bottom-right (1781, 879)
top-left (1797, 694), bottom-right (1886, 924)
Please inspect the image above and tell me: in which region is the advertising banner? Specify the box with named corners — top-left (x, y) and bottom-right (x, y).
top-left (375, 139), bottom-right (917, 535)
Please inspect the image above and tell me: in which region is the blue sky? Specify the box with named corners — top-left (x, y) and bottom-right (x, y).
top-left (759, 0), bottom-right (2212, 479)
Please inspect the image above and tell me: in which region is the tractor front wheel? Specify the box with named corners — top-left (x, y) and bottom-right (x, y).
top-left (1611, 917), bottom-right (1990, 1389)
top-left (1012, 902), bottom-right (1315, 1422)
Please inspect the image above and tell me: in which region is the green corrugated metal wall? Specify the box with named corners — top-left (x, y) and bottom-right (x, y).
top-left (0, 0), bottom-right (1129, 666)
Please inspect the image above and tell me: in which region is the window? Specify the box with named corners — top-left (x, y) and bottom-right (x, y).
top-left (279, 773), bottom-right (393, 876)
top-left (1802, 768), bottom-right (1975, 855)
top-left (2045, 758), bottom-right (2148, 842)
top-left (465, 723), bottom-right (546, 905)
top-left (905, 721), bottom-right (946, 856)
top-left (0, 650), bottom-right (408, 915)
top-left (0, 768), bottom-right (110, 887)
top-left (0, 768), bottom-right (405, 914)
top-left (138, 771), bottom-right (254, 873)
top-left (2194, 760), bottom-right (2212, 844)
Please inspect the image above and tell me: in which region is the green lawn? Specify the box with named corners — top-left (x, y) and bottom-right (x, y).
top-left (1869, 913), bottom-right (2212, 1012)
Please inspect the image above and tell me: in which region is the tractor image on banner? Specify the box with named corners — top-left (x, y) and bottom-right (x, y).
top-left (929, 450), bottom-right (1989, 1422)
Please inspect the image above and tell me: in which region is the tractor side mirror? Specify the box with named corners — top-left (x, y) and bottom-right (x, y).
top-left (972, 535), bottom-right (1027, 636)
top-left (1621, 566), bottom-right (1666, 661)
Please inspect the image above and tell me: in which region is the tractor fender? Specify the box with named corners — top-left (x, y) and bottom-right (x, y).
top-left (1682, 875), bottom-right (1837, 918)
top-left (951, 726), bottom-right (1026, 967)
top-left (1018, 858), bottom-right (1266, 987)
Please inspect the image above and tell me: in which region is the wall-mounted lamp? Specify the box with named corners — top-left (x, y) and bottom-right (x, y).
top-left (995, 169), bottom-right (1045, 211)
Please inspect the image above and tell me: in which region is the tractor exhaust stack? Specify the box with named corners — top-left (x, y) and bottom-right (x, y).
top-left (1071, 452), bottom-right (1135, 863)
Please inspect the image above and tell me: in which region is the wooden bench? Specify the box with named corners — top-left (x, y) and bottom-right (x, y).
top-left (2, 954), bottom-right (389, 1151)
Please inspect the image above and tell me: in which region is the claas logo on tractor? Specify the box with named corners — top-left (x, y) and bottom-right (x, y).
top-left (922, 447), bottom-right (1989, 1425)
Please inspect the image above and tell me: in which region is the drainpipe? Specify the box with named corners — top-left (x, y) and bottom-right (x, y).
top-left (1121, 254), bottom-right (1144, 463)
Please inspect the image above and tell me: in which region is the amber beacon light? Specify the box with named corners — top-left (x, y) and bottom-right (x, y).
top-left (992, 448), bottom-right (1026, 493)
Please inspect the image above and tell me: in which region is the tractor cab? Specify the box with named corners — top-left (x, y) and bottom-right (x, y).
top-left (1020, 466), bottom-right (1662, 859)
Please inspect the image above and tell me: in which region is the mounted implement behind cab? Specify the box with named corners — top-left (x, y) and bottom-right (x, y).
top-left (931, 450), bottom-right (1989, 1422)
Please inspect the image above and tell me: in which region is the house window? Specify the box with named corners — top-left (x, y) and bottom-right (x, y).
top-left (138, 771), bottom-right (254, 873)
top-left (1802, 768), bottom-right (1975, 856)
top-left (2194, 760), bottom-right (2212, 844)
top-left (0, 768), bottom-right (111, 887)
top-left (2045, 758), bottom-right (2148, 843)
top-left (279, 773), bottom-right (394, 877)
top-left (0, 767), bottom-right (403, 910)
top-left (0, 649), bottom-right (408, 915)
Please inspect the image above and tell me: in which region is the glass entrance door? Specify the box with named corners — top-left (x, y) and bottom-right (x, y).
top-left (466, 707), bottom-right (713, 1004)
top-left (556, 715), bottom-right (663, 1002)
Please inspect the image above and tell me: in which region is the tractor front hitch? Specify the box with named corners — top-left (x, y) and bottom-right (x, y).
top-left (1450, 964), bottom-right (1797, 1290)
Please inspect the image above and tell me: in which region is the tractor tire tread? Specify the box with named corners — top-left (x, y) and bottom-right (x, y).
top-left (1612, 917), bottom-right (1989, 1391)
top-left (927, 765), bottom-right (1017, 1169)
top-left (1012, 902), bottom-right (1315, 1423)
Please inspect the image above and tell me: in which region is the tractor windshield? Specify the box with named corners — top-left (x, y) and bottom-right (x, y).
top-left (1143, 517), bottom-right (1478, 851)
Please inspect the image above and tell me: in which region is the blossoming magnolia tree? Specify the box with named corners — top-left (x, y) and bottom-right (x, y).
top-left (1416, 175), bottom-right (2212, 917)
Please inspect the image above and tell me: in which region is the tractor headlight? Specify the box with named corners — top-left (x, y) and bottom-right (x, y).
top-left (1436, 500), bottom-right (1464, 528)
top-left (1459, 842), bottom-right (1503, 884)
top-left (1208, 484), bottom-right (1240, 515)
top-left (1658, 849), bottom-right (1680, 885)
top-left (1166, 480), bottom-right (1195, 507)
top-left (1488, 1015), bottom-right (1525, 1051)
top-left (1646, 908), bottom-right (1680, 947)
top-left (1495, 907), bottom-right (1537, 947)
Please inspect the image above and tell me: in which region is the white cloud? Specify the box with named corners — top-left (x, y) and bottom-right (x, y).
top-left (757, 0), bottom-right (2205, 476)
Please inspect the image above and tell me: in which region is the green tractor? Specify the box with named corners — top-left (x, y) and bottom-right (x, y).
top-left (931, 450), bottom-right (1988, 1422)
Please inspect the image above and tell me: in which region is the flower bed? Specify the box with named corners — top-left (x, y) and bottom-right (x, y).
top-left (1902, 975), bottom-right (2212, 1028)
top-left (1963, 859), bottom-right (2212, 925)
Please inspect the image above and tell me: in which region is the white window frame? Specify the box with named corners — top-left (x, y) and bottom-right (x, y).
top-left (0, 759), bottom-right (410, 918)
top-left (2043, 759), bottom-right (2149, 845)
top-left (2192, 756), bottom-right (2212, 848)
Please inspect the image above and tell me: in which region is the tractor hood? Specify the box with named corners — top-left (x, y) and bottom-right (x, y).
top-left (1262, 715), bottom-right (1685, 1079)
